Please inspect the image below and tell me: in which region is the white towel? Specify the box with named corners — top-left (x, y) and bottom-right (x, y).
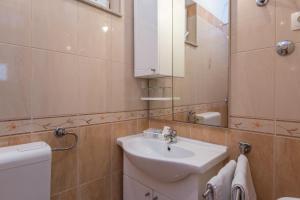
top-left (206, 160), bottom-right (237, 200)
top-left (231, 155), bottom-right (257, 200)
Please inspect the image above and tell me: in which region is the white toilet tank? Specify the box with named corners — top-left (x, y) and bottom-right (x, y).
top-left (0, 142), bottom-right (52, 200)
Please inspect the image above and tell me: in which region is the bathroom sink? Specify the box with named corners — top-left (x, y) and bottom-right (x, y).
top-left (117, 134), bottom-right (228, 182)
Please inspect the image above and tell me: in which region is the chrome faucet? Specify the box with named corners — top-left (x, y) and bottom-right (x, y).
top-left (164, 128), bottom-right (177, 144)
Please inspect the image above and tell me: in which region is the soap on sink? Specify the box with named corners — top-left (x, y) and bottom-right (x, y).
top-left (143, 128), bottom-right (162, 138)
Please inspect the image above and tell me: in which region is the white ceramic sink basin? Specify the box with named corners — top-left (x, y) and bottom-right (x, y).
top-left (117, 134), bottom-right (228, 182)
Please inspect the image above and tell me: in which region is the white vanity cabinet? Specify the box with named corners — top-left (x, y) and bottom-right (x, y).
top-left (152, 192), bottom-right (172, 200)
top-left (134, 0), bottom-right (185, 78)
top-left (124, 175), bottom-right (152, 200)
top-left (124, 175), bottom-right (172, 200)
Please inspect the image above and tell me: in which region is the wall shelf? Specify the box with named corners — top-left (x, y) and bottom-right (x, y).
top-left (141, 97), bottom-right (180, 101)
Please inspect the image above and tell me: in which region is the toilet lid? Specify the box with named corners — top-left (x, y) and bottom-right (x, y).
top-left (278, 198), bottom-right (300, 200)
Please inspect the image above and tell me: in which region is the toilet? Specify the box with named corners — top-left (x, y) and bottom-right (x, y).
top-left (0, 142), bottom-right (52, 200)
top-left (278, 198), bottom-right (300, 200)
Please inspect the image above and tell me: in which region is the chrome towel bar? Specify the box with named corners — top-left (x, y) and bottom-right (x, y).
top-left (202, 142), bottom-right (252, 200)
top-left (51, 128), bottom-right (78, 152)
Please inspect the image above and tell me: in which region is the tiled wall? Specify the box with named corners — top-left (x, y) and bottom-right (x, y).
top-left (152, 1), bottom-right (300, 199)
top-left (0, 1), bottom-right (300, 200)
top-left (230, 0), bottom-right (300, 133)
top-left (230, 1), bottom-right (300, 197)
top-left (149, 119), bottom-right (300, 200)
top-left (0, 0), bottom-right (148, 199)
top-left (0, 0), bottom-right (147, 134)
top-left (0, 119), bottom-right (148, 200)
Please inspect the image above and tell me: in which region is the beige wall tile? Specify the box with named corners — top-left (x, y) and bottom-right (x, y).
top-left (173, 123), bottom-right (191, 138)
top-left (190, 125), bottom-right (227, 145)
top-left (77, 2), bottom-right (112, 59)
top-left (275, 43), bottom-right (300, 121)
top-left (51, 188), bottom-right (77, 200)
top-left (48, 131), bottom-right (78, 195)
top-left (123, 0), bottom-right (134, 19)
top-left (108, 62), bottom-right (147, 112)
top-left (149, 119), bottom-right (166, 129)
top-left (111, 16), bottom-right (133, 65)
top-left (230, 117), bottom-right (275, 134)
top-left (231, 48), bottom-right (275, 119)
top-left (275, 136), bottom-right (300, 198)
top-left (28, 130), bottom-right (79, 195)
top-left (108, 62), bottom-right (126, 112)
top-left (0, 0), bottom-right (31, 46)
top-left (137, 118), bottom-right (149, 132)
top-left (276, 0), bottom-right (300, 43)
top-left (78, 57), bottom-right (108, 114)
top-left (228, 130), bottom-right (274, 200)
top-left (78, 124), bottom-right (111, 184)
top-left (32, 0), bottom-right (77, 53)
top-left (231, 0), bottom-right (276, 52)
top-left (190, 125), bottom-right (210, 143)
top-left (0, 44), bottom-right (31, 121)
top-left (79, 177), bottom-right (111, 200)
top-left (0, 136), bottom-right (9, 147)
top-left (111, 171), bottom-right (123, 200)
top-left (31, 49), bottom-right (80, 117)
top-left (276, 121), bottom-right (300, 138)
top-left (111, 120), bottom-right (137, 171)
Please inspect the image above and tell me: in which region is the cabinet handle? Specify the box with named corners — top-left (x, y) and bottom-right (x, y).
top-left (150, 68), bottom-right (156, 72)
top-left (145, 192), bottom-right (150, 197)
top-left (153, 197), bottom-right (158, 200)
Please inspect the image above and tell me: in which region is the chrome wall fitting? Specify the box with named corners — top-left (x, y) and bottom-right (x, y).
top-left (52, 128), bottom-right (78, 152)
top-left (256, 0), bottom-right (268, 6)
top-left (239, 142), bottom-right (251, 154)
top-left (276, 40), bottom-right (295, 56)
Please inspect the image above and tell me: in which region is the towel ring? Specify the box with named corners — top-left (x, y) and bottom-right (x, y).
top-left (239, 142), bottom-right (251, 155)
top-left (51, 128), bottom-right (78, 152)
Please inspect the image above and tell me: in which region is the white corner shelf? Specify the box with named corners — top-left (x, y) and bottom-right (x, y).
top-left (140, 97), bottom-right (181, 101)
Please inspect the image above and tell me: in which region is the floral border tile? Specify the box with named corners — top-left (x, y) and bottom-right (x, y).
top-left (276, 121), bottom-right (300, 138)
top-left (149, 108), bottom-right (172, 117)
top-left (229, 117), bottom-right (275, 134)
top-left (0, 110), bottom-right (148, 137)
top-left (0, 120), bottom-right (33, 136)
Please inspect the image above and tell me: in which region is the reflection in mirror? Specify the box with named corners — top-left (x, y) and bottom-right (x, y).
top-left (148, 0), bottom-right (229, 128)
top-left (185, 1), bottom-right (198, 46)
top-left (173, 0), bottom-right (229, 127)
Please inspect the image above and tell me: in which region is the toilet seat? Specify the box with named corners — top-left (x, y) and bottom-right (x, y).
top-left (278, 198), bottom-right (300, 200)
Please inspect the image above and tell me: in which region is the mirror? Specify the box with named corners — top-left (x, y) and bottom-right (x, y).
top-left (173, 0), bottom-right (229, 127)
top-left (149, 0), bottom-right (229, 128)
top-left (79, 0), bottom-right (122, 16)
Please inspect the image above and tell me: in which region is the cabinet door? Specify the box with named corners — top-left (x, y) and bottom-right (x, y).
top-left (152, 192), bottom-right (172, 200)
top-left (134, 0), bottom-right (159, 77)
top-left (124, 175), bottom-right (152, 200)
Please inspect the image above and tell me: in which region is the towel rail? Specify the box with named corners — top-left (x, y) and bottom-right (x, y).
top-left (202, 142), bottom-right (251, 200)
top-left (202, 186), bottom-right (212, 199)
top-left (235, 188), bottom-right (241, 200)
top-left (51, 128), bottom-right (78, 152)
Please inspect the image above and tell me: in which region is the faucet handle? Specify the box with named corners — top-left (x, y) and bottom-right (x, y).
top-left (170, 129), bottom-right (177, 137)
